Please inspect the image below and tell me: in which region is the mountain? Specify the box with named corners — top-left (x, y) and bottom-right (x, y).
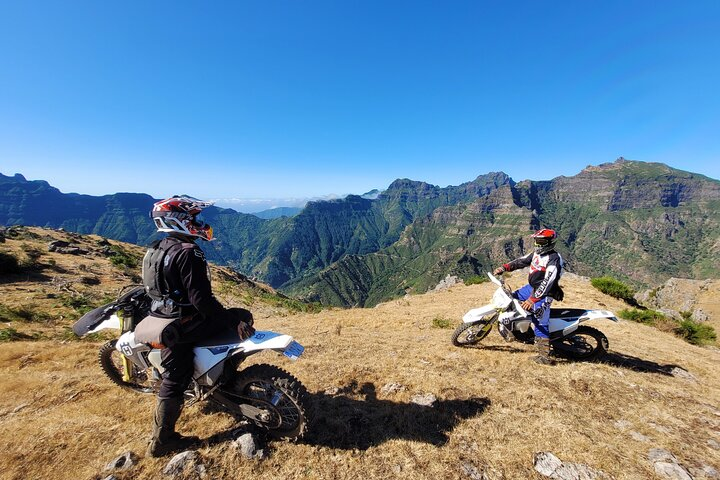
top-left (288, 159), bottom-right (720, 306)
top-left (2, 159), bottom-right (719, 307)
top-left (252, 207), bottom-right (303, 219)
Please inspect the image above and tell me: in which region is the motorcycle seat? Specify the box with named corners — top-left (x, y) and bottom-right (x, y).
top-left (549, 308), bottom-right (587, 320)
top-left (194, 329), bottom-right (242, 347)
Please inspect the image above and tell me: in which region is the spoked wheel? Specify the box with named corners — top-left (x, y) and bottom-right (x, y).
top-left (229, 364), bottom-right (309, 440)
top-left (451, 315), bottom-right (496, 347)
top-left (551, 326), bottom-right (609, 361)
top-left (98, 340), bottom-right (155, 394)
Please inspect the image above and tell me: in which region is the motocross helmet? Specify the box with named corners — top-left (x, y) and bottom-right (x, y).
top-left (151, 195), bottom-right (214, 241)
top-left (531, 228), bottom-right (557, 255)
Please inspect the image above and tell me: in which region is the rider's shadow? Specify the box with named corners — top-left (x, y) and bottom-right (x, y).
top-left (302, 382), bottom-right (490, 450)
top-left (600, 351), bottom-right (683, 376)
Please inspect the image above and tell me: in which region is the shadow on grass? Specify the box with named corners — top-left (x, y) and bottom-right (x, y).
top-left (600, 351), bottom-right (682, 376)
top-left (303, 382), bottom-right (490, 450)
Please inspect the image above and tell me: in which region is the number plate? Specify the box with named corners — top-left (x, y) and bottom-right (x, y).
top-left (283, 341), bottom-right (304, 361)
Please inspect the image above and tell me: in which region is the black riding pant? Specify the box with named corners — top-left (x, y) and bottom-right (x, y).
top-left (158, 318), bottom-right (229, 400)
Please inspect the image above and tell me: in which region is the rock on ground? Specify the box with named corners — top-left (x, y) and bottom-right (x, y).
top-left (410, 393), bottom-right (437, 407)
top-left (104, 451), bottom-right (137, 472)
top-left (648, 449), bottom-right (693, 480)
top-left (381, 382), bottom-right (406, 395)
top-left (233, 432), bottom-right (265, 460)
top-left (534, 452), bottom-right (607, 480)
top-left (163, 450), bottom-right (206, 478)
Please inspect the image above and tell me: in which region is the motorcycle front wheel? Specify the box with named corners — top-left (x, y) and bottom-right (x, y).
top-left (230, 364), bottom-right (309, 440)
top-left (551, 325), bottom-right (609, 361)
top-left (451, 315), bottom-right (497, 347)
top-left (98, 340), bottom-right (155, 394)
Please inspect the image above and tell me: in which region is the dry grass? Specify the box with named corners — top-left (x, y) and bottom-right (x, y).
top-left (1, 230), bottom-right (719, 479)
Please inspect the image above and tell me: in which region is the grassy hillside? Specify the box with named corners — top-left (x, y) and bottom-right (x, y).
top-left (1, 258), bottom-right (719, 479)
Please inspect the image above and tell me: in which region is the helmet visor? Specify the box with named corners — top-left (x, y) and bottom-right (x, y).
top-left (534, 237), bottom-right (553, 247)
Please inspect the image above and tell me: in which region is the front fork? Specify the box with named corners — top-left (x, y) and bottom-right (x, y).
top-left (117, 312), bottom-right (133, 382)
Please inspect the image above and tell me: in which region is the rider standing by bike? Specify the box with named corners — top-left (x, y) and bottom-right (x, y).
top-left (142, 196), bottom-right (255, 457)
top-left (493, 229), bottom-right (564, 365)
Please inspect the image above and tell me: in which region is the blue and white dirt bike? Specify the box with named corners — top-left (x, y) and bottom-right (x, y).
top-left (452, 273), bottom-right (618, 361)
top-left (73, 286), bottom-right (309, 440)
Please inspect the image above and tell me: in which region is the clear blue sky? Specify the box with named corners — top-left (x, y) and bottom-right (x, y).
top-left (1, 1), bottom-right (719, 209)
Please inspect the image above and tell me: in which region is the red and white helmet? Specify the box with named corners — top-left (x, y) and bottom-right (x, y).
top-left (151, 196), bottom-right (215, 241)
top-left (531, 228), bottom-right (557, 254)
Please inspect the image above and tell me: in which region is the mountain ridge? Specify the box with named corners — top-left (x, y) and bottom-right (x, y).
top-left (2, 159), bottom-right (719, 307)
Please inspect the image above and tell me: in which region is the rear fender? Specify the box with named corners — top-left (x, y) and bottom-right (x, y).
top-left (192, 331), bottom-right (297, 386)
top-left (579, 310), bottom-right (618, 323)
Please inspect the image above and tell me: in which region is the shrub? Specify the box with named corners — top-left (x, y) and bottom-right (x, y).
top-left (590, 276), bottom-right (636, 303)
top-left (675, 320), bottom-right (717, 346)
top-left (464, 275), bottom-right (488, 286)
top-left (59, 293), bottom-right (96, 315)
top-left (109, 245), bottom-right (138, 268)
top-left (431, 316), bottom-right (453, 329)
top-left (0, 304), bottom-right (52, 323)
top-left (619, 308), bottom-right (667, 325)
top-left (0, 251), bottom-right (20, 274)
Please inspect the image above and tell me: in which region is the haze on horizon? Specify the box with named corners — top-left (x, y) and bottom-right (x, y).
top-left (1, 2), bottom-right (719, 206)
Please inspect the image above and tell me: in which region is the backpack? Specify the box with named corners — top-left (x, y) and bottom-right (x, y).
top-left (141, 237), bottom-right (186, 302)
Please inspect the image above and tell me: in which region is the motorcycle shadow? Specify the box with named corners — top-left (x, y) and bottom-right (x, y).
top-left (302, 382), bottom-right (491, 450)
top-left (600, 351), bottom-right (684, 376)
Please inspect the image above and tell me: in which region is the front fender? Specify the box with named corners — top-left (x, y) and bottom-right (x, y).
top-left (463, 304), bottom-right (497, 323)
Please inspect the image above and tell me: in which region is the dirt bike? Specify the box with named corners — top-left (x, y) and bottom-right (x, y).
top-left (451, 273), bottom-right (617, 361)
top-left (73, 286), bottom-right (309, 440)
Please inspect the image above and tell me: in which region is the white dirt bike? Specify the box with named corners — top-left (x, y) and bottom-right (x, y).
top-left (73, 286), bottom-right (309, 440)
top-left (452, 273), bottom-right (618, 361)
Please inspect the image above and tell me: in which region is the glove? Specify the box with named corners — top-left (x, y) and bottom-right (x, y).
top-left (237, 320), bottom-right (255, 340)
top-left (521, 299), bottom-right (535, 311)
top-left (229, 307), bottom-right (254, 326)
top-left (493, 266), bottom-right (506, 276)
top-left (227, 307), bottom-right (255, 339)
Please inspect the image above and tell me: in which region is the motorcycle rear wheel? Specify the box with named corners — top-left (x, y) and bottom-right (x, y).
top-left (451, 315), bottom-right (496, 347)
top-left (229, 364), bottom-right (309, 440)
top-left (98, 340), bottom-right (155, 394)
top-left (551, 325), bottom-right (608, 361)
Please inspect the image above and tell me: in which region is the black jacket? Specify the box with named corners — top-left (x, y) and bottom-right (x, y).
top-left (146, 235), bottom-right (238, 329)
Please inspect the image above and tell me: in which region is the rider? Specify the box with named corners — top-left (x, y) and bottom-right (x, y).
top-left (143, 195), bottom-right (255, 457)
top-left (493, 228), bottom-right (563, 365)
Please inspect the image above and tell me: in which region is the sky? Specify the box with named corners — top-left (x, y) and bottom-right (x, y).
top-left (1, 1), bottom-right (719, 212)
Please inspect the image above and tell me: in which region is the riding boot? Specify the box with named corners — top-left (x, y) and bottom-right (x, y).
top-left (532, 337), bottom-right (555, 365)
top-left (147, 396), bottom-right (200, 457)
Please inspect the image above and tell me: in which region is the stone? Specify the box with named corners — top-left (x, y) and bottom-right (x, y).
top-left (12, 403), bottom-right (30, 413)
top-left (653, 462), bottom-right (692, 480)
top-left (434, 274), bottom-right (459, 291)
top-left (104, 451), bottom-right (137, 472)
top-left (648, 449), bottom-right (678, 463)
top-left (629, 431), bottom-right (651, 442)
top-left (163, 450), bottom-right (205, 478)
top-left (708, 439), bottom-right (720, 449)
top-left (380, 382), bottom-right (406, 395)
top-left (553, 462), bottom-right (605, 480)
top-left (48, 240), bottom-right (70, 251)
top-left (534, 452), bottom-right (606, 479)
top-left (670, 367), bottom-right (697, 381)
top-left (324, 387), bottom-right (340, 395)
top-left (534, 452), bottom-right (563, 477)
top-left (461, 463), bottom-right (484, 480)
top-left (233, 433), bottom-right (264, 460)
top-left (613, 419), bottom-right (631, 430)
top-left (410, 393), bottom-right (437, 407)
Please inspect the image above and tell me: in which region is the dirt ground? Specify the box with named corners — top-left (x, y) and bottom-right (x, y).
top-left (1, 267), bottom-right (719, 479)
